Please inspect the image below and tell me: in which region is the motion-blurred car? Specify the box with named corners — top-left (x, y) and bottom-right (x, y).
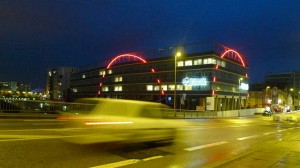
top-left (58, 98), bottom-right (184, 145)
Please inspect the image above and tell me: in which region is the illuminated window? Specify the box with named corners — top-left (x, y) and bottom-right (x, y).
top-left (185, 60), bottom-right (193, 66)
top-left (177, 84), bottom-right (183, 90)
top-left (184, 86), bottom-right (192, 90)
top-left (221, 61), bottom-right (226, 67)
top-left (72, 88), bottom-right (78, 92)
top-left (177, 61), bottom-right (184, 67)
top-left (114, 86), bottom-right (122, 91)
top-left (48, 71), bottom-right (52, 77)
top-left (114, 76), bottom-right (123, 82)
top-left (154, 85), bottom-right (160, 91)
top-left (108, 70), bottom-right (112, 74)
top-left (146, 85), bottom-right (153, 91)
top-left (203, 58), bottom-right (208, 64)
top-left (208, 58), bottom-right (216, 64)
top-left (168, 85), bottom-right (175, 91)
top-left (99, 70), bottom-right (106, 76)
top-left (194, 59), bottom-right (202, 65)
top-left (102, 87), bottom-right (109, 92)
top-left (82, 74), bottom-right (86, 79)
top-left (161, 85), bottom-right (167, 91)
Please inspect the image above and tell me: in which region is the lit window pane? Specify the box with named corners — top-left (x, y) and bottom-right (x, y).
top-left (185, 60), bottom-right (193, 66)
top-left (177, 61), bottom-right (184, 67)
top-left (168, 85), bottom-right (175, 91)
top-left (177, 84), bottom-right (183, 90)
top-left (146, 85), bottom-right (153, 91)
top-left (114, 86), bottom-right (122, 91)
top-left (161, 85), bottom-right (167, 91)
top-left (194, 59), bottom-right (202, 65)
top-left (184, 86), bottom-right (192, 90)
top-left (154, 86), bottom-right (160, 91)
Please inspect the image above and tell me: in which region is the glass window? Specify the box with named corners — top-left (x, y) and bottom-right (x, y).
top-left (102, 86), bottom-right (109, 92)
top-left (177, 84), bottom-right (183, 90)
top-left (184, 86), bottom-right (192, 90)
top-left (146, 85), bottom-right (153, 91)
top-left (114, 76), bottom-right (122, 82)
top-left (108, 70), bottom-right (112, 74)
top-left (114, 86), bottom-right (122, 91)
top-left (177, 61), bottom-right (184, 67)
top-left (154, 85), bottom-right (160, 91)
top-left (194, 59), bottom-right (202, 65)
top-left (168, 85), bottom-right (175, 91)
top-left (185, 60), bottom-right (193, 66)
top-left (99, 70), bottom-right (106, 76)
top-left (161, 85), bottom-right (167, 91)
top-left (82, 74), bottom-right (86, 79)
top-left (209, 58), bottom-right (216, 64)
top-left (203, 58), bottom-right (208, 64)
top-left (221, 61), bottom-right (226, 67)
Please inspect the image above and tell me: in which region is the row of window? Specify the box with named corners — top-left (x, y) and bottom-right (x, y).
top-left (79, 57), bottom-right (227, 80)
top-left (177, 58), bottom-right (226, 67)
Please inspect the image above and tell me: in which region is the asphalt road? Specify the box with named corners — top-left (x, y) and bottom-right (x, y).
top-left (0, 116), bottom-right (299, 168)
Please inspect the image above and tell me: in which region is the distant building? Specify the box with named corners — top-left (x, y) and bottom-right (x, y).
top-left (0, 81), bottom-right (18, 91)
top-left (265, 72), bottom-right (300, 109)
top-left (71, 41), bottom-right (249, 110)
top-left (46, 67), bottom-right (79, 101)
top-left (247, 72), bottom-right (300, 111)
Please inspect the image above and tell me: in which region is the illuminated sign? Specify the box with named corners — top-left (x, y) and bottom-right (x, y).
top-left (239, 82), bottom-right (249, 90)
top-left (182, 77), bottom-right (208, 86)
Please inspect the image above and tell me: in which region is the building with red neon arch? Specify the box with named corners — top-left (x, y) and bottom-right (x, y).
top-left (70, 41), bottom-right (249, 111)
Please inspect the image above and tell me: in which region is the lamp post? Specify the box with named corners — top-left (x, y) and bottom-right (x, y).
top-left (174, 51), bottom-right (181, 110)
top-left (238, 78), bottom-right (243, 116)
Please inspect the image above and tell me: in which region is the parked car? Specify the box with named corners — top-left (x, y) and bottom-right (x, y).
top-left (58, 98), bottom-right (185, 145)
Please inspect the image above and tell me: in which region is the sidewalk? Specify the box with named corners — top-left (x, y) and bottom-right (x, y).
top-left (215, 128), bottom-right (300, 168)
top-left (0, 112), bottom-right (59, 119)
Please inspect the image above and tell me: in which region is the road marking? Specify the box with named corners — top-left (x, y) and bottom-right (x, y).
top-left (142, 155), bottom-right (163, 161)
top-left (184, 141), bottom-right (229, 151)
top-left (263, 132), bottom-right (277, 135)
top-left (91, 159), bottom-right (140, 168)
top-left (237, 135), bottom-right (259, 141)
top-left (91, 155), bottom-right (163, 168)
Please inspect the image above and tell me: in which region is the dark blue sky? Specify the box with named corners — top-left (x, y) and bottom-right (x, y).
top-left (1, 0), bottom-right (300, 88)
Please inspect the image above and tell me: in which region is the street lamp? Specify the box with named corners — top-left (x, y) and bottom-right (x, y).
top-left (174, 51), bottom-right (181, 110)
top-left (238, 78), bottom-right (243, 116)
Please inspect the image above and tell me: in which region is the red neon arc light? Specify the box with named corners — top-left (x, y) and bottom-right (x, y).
top-left (107, 54), bottom-right (147, 69)
top-left (221, 49), bottom-right (245, 67)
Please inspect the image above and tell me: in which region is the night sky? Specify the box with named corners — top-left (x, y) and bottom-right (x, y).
top-left (1, 0), bottom-right (300, 88)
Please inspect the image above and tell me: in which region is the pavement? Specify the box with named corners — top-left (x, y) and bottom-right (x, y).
top-left (0, 112), bottom-right (59, 119)
top-left (215, 123), bottom-right (300, 168)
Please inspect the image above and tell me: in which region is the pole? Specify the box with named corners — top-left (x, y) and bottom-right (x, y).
top-left (174, 55), bottom-right (177, 110)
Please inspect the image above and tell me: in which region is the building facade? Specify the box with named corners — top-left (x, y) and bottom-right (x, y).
top-left (264, 72), bottom-right (300, 110)
top-left (71, 42), bottom-right (249, 110)
top-left (46, 67), bottom-right (79, 101)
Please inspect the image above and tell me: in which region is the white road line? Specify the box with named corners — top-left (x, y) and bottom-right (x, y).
top-left (91, 159), bottom-right (140, 168)
top-left (91, 155), bottom-right (163, 168)
top-left (237, 135), bottom-right (259, 141)
top-left (263, 132), bottom-right (277, 135)
top-left (184, 141), bottom-right (229, 151)
top-left (142, 155), bottom-right (163, 161)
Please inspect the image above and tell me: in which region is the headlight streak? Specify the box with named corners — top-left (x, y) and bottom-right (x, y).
top-left (84, 121), bottom-right (133, 126)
